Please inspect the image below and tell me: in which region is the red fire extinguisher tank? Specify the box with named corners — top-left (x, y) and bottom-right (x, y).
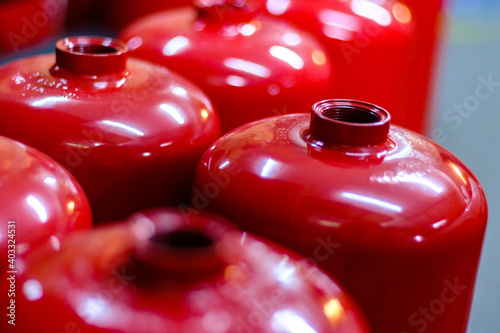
top-left (0, 135), bottom-right (92, 269)
top-left (261, 0), bottom-right (440, 133)
top-left (0, 36), bottom-right (220, 223)
top-left (2, 208), bottom-right (370, 333)
top-left (192, 99), bottom-right (487, 333)
top-left (119, 0), bottom-right (333, 134)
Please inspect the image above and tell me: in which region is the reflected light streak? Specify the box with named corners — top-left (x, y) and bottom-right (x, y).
top-left (226, 75), bottom-right (247, 87)
top-left (266, 0), bottom-right (291, 15)
top-left (342, 192), bottom-right (402, 212)
top-left (271, 310), bottom-right (318, 333)
top-left (26, 195), bottom-right (48, 223)
top-left (100, 120), bottom-right (144, 137)
top-left (351, 0), bottom-right (392, 26)
top-left (270, 46), bottom-right (304, 70)
top-left (31, 97), bottom-right (67, 107)
top-left (260, 158), bottom-right (280, 179)
top-left (274, 257), bottom-right (296, 286)
top-left (172, 86), bottom-right (188, 97)
top-left (163, 36), bottom-right (189, 56)
top-left (224, 58), bottom-right (271, 78)
top-left (449, 163), bottom-right (467, 184)
top-left (44, 177), bottom-right (57, 186)
top-left (160, 104), bottom-right (185, 124)
top-left (319, 10), bottom-right (361, 31)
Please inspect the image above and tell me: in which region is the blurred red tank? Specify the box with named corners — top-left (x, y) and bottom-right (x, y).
top-left (0, 135), bottom-right (92, 269)
top-left (120, 0), bottom-right (333, 134)
top-left (261, 0), bottom-right (444, 133)
top-left (2, 208), bottom-right (370, 333)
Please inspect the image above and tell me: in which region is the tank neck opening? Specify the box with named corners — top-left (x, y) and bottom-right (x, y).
top-left (55, 36), bottom-right (128, 76)
top-left (129, 222), bottom-right (226, 286)
top-left (151, 230), bottom-right (214, 249)
top-left (306, 99), bottom-right (391, 147)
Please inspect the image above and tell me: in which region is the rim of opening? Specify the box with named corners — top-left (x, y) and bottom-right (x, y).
top-left (313, 100), bottom-right (390, 126)
top-left (56, 36), bottom-right (127, 57)
top-left (307, 99), bottom-right (391, 147)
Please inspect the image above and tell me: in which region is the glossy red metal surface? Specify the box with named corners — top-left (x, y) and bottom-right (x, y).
top-left (192, 100), bottom-right (488, 333)
top-left (0, 0), bottom-right (67, 54)
top-left (0, 36), bottom-right (220, 223)
top-left (0, 135), bottom-right (92, 270)
top-left (1, 208), bottom-right (370, 332)
top-left (119, 0), bottom-right (332, 134)
top-left (261, 0), bottom-right (441, 133)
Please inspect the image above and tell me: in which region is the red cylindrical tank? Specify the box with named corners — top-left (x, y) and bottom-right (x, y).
top-left (192, 100), bottom-right (488, 333)
top-left (119, 0), bottom-right (332, 134)
top-left (0, 0), bottom-right (67, 54)
top-left (0, 135), bottom-right (92, 270)
top-left (260, 0), bottom-right (440, 133)
top-left (1, 208), bottom-right (370, 333)
top-left (0, 36), bottom-right (220, 223)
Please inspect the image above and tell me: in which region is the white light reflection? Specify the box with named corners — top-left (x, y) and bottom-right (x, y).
top-left (31, 97), bottom-right (67, 107)
top-left (432, 220), bottom-right (447, 229)
top-left (160, 104), bottom-right (185, 124)
top-left (260, 158), bottom-right (280, 179)
top-left (266, 0), bottom-right (291, 15)
top-left (342, 192), bottom-right (402, 212)
top-left (271, 310), bottom-right (318, 333)
top-left (172, 86), bottom-right (188, 97)
top-left (270, 46), bottom-right (304, 70)
top-left (351, 0), bottom-right (392, 26)
top-left (319, 10), bottom-right (361, 31)
top-left (240, 23), bottom-right (256, 36)
top-left (226, 75), bottom-right (247, 87)
top-left (26, 195), bottom-right (48, 223)
top-left (163, 36), bottom-right (189, 56)
top-left (283, 32), bottom-right (302, 46)
top-left (319, 10), bottom-right (361, 40)
top-left (23, 279), bottom-right (43, 301)
top-left (219, 161), bottom-right (230, 169)
top-left (414, 235), bottom-right (423, 243)
top-left (224, 58), bottom-right (271, 78)
top-left (374, 173), bottom-right (444, 194)
top-left (100, 120), bottom-right (144, 137)
top-left (274, 259), bottom-right (297, 287)
top-left (44, 177), bottom-right (57, 186)
top-left (78, 297), bottom-right (106, 324)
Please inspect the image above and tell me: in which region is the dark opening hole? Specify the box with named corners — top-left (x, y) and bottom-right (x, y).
top-left (321, 106), bottom-right (382, 124)
top-left (69, 44), bottom-right (119, 54)
top-left (152, 231), bottom-right (214, 249)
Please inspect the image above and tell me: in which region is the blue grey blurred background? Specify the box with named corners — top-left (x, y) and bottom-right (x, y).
top-left (0, 1), bottom-right (498, 331)
top-left (431, 1), bottom-right (500, 332)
